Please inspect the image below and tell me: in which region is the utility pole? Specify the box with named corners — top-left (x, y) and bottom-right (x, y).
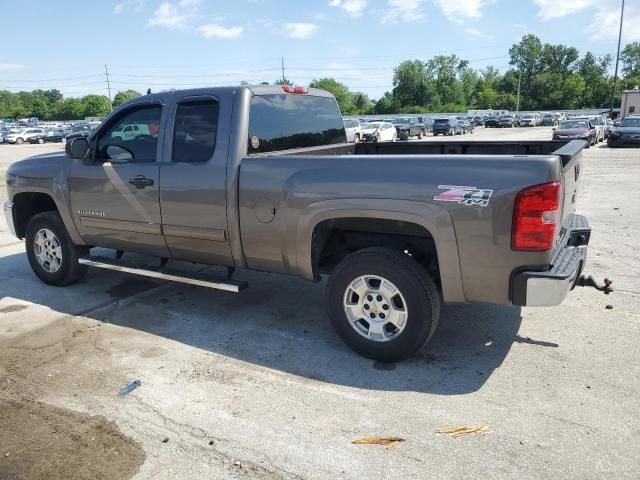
top-left (104, 64), bottom-right (113, 112)
top-left (516, 66), bottom-right (522, 112)
top-left (281, 57), bottom-right (286, 84)
top-left (609, 0), bottom-right (625, 119)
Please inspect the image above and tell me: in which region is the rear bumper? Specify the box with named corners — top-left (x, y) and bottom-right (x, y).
top-left (3, 200), bottom-right (16, 237)
top-left (511, 214), bottom-right (590, 307)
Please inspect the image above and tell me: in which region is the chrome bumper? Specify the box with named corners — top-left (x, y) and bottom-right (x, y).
top-left (511, 214), bottom-right (590, 307)
top-left (3, 200), bottom-right (16, 237)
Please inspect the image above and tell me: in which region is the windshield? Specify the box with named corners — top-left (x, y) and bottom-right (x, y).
top-left (392, 118), bottom-right (410, 124)
top-left (434, 119), bottom-right (450, 124)
top-left (523, 115), bottom-right (534, 119)
top-left (363, 122), bottom-right (382, 129)
top-left (620, 117), bottom-right (640, 127)
top-left (559, 121), bottom-right (588, 129)
top-left (72, 124), bottom-right (89, 133)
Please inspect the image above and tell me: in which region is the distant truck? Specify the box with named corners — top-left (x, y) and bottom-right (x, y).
top-left (4, 85), bottom-right (611, 362)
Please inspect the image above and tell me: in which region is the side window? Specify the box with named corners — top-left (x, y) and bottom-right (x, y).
top-left (97, 106), bottom-right (161, 163)
top-left (172, 99), bottom-right (219, 163)
top-left (629, 106), bottom-right (636, 114)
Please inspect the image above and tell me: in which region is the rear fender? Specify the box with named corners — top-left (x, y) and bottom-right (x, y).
top-left (294, 198), bottom-right (466, 303)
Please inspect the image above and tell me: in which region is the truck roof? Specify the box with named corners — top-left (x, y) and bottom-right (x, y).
top-left (130, 85), bottom-right (335, 105)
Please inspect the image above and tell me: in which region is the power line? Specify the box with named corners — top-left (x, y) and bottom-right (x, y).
top-left (104, 64), bottom-right (112, 112)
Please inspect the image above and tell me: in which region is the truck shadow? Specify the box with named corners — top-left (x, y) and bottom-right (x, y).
top-left (0, 251), bottom-right (557, 395)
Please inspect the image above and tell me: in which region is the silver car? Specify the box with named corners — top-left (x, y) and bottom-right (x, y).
top-left (343, 118), bottom-right (362, 143)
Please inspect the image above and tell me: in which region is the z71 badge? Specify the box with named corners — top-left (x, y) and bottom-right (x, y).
top-left (434, 185), bottom-right (493, 207)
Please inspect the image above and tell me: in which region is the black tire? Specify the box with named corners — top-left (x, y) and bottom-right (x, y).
top-left (418, 130), bottom-right (423, 139)
top-left (26, 211), bottom-right (89, 286)
top-left (354, 133), bottom-right (360, 143)
top-left (326, 247), bottom-right (441, 362)
top-left (16, 137), bottom-right (24, 145)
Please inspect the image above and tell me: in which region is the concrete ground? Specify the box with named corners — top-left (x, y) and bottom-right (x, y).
top-left (0, 128), bottom-right (638, 479)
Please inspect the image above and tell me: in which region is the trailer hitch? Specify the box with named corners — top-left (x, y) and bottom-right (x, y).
top-left (575, 275), bottom-right (613, 295)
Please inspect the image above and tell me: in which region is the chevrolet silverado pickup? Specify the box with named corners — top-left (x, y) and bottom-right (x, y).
top-left (3, 85), bottom-right (611, 362)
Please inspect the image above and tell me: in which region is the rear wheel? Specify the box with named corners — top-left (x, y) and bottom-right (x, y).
top-left (26, 212), bottom-right (89, 286)
top-left (326, 247), bottom-right (441, 362)
top-left (418, 130), bottom-right (423, 139)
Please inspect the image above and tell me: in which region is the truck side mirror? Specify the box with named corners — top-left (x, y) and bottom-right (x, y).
top-left (69, 137), bottom-right (91, 163)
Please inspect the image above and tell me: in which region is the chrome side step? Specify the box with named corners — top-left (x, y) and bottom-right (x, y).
top-left (78, 256), bottom-right (247, 293)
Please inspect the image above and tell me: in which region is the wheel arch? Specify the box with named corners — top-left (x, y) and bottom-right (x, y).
top-left (295, 199), bottom-right (466, 303)
top-left (10, 186), bottom-right (84, 244)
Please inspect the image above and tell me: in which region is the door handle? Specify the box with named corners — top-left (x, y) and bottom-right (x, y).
top-left (129, 176), bottom-right (154, 189)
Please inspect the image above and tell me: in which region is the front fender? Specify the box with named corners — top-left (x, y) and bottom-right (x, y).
top-left (10, 179), bottom-right (84, 245)
top-left (293, 198), bottom-right (466, 303)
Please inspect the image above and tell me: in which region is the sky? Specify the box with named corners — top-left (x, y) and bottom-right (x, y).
top-left (0, 0), bottom-right (637, 101)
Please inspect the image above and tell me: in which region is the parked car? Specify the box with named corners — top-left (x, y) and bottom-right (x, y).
top-left (484, 116), bottom-right (500, 128)
top-left (607, 114), bottom-right (640, 148)
top-left (4, 85), bottom-right (607, 362)
top-left (499, 115), bottom-right (515, 128)
top-left (4, 128), bottom-right (44, 144)
top-left (360, 121), bottom-right (397, 142)
top-left (392, 117), bottom-right (425, 140)
top-left (540, 113), bottom-right (558, 126)
top-left (28, 129), bottom-right (67, 144)
top-left (432, 117), bottom-right (461, 135)
top-left (420, 116), bottom-right (434, 133)
top-left (456, 117), bottom-right (473, 134)
top-left (513, 114), bottom-right (522, 127)
top-left (573, 116), bottom-right (605, 143)
top-left (65, 123), bottom-right (100, 144)
top-left (0, 129), bottom-right (12, 143)
top-left (471, 116), bottom-right (484, 127)
top-left (343, 118), bottom-right (362, 143)
top-left (520, 113), bottom-right (539, 127)
top-left (552, 119), bottom-right (596, 147)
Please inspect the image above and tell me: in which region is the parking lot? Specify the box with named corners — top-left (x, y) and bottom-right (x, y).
top-left (0, 127), bottom-right (639, 479)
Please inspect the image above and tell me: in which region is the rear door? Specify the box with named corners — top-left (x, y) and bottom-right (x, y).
top-left (158, 91), bottom-right (234, 266)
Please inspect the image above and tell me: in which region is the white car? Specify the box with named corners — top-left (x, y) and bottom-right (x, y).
top-left (360, 121), bottom-right (397, 142)
top-left (5, 128), bottom-right (45, 144)
top-left (573, 116), bottom-right (605, 143)
top-left (343, 118), bottom-right (362, 143)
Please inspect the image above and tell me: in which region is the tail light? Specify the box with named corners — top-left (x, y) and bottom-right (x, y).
top-left (512, 181), bottom-right (562, 252)
top-left (282, 85), bottom-right (309, 94)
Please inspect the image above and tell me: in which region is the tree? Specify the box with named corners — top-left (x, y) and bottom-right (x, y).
top-left (392, 60), bottom-right (430, 108)
top-left (621, 42), bottom-right (640, 78)
top-left (56, 98), bottom-right (84, 120)
top-left (81, 95), bottom-right (111, 118)
top-left (309, 78), bottom-right (354, 113)
top-left (112, 89), bottom-right (141, 108)
top-left (373, 92), bottom-right (400, 114)
top-left (274, 78), bottom-right (292, 85)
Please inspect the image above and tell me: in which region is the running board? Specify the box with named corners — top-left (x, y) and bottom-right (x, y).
top-left (78, 256), bottom-right (247, 293)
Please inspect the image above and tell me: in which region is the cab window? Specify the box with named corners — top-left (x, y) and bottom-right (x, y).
top-left (96, 106), bottom-right (161, 163)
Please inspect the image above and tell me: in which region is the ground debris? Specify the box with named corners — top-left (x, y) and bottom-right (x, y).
top-left (436, 424), bottom-right (492, 437)
top-left (118, 380), bottom-right (141, 396)
top-left (352, 437), bottom-right (405, 449)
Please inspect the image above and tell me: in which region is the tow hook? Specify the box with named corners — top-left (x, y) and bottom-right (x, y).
top-left (575, 275), bottom-right (613, 295)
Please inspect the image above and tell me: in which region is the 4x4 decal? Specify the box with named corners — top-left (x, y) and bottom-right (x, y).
top-left (434, 185), bottom-right (493, 207)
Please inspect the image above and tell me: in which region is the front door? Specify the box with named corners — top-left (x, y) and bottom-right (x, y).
top-left (158, 92), bottom-right (233, 266)
top-left (68, 101), bottom-right (170, 257)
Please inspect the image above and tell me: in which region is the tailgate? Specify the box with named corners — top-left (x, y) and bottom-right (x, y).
top-left (554, 140), bottom-right (584, 238)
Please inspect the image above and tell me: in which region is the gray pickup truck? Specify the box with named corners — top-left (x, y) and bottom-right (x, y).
top-left (3, 85), bottom-right (611, 361)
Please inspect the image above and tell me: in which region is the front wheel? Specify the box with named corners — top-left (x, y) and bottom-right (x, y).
top-left (326, 247), bottom-right (441, 362)
top-left (16, 137), bottom-right (24, 145)
top-left (418, 130), bottom-right (423, 139)
top-left (354, 133), bottom-right (360, 144)
top-left (26, 211), bottom-right (89, 286)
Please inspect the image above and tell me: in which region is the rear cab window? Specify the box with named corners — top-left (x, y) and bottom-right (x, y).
top-left (248, 94), bottom-right (346, 154)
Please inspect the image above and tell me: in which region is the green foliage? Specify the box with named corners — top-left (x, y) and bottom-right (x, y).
top-left (112, 89), bottom-right (141, 107)
top-left (621, 42), bottom-right (640, 78)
